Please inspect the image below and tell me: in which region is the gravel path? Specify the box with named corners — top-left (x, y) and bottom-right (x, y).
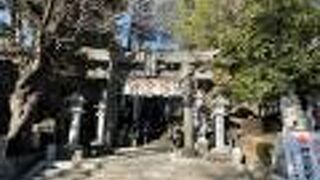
top-left (30, 147), bottom-right (251, 180)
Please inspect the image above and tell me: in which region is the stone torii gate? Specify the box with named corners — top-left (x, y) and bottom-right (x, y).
top-left (80, 48), bottom-right (217, 154)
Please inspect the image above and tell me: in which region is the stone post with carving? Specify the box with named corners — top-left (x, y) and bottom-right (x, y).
top-left (212, 94), bottom-right (230, 151)
top-left (91, 90), bottom-right (108, 147)
top-left (67, 93), bottom-right (85, 151)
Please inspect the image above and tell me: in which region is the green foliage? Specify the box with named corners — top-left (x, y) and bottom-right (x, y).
top-left (175, 0), bottom-right (320, 102)
top-left (231, 66), bottom-right (288, 102)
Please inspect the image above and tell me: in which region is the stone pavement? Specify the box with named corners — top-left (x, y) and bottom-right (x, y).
top-left (29, 147), bottom-right (252, 180)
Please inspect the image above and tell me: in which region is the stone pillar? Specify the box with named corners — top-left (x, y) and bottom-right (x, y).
top-left (164, 99), bottom-right (171, 122)
top-left (150, 53), bottom-right (157, 76)
top-left (215, 113), bottom-right (225, 149)
top-left (91, 90), bottom-right (107, 146)
top-left (184, 102), bottom-right (194, 150)
top-left (46, 144), bottom-right (56, 167)
top-left (142, 121), bottom-right (149, 145)
top-left (143, 49), bottom-right (157, 77)
top-left (106, 54), bottom-right (120, 148)
top-left (68, 107), bottom-right (83, 148)
top-left (182, 64), bottom-right (195, 153)
top-left (68, 94), bottom-right (85, 150)
top-left (194, 90), bottom-right (204, 138)
top-left (212, 95), bottom-right (229, 151)
top-left (132, 96), bottom-right (140, 147)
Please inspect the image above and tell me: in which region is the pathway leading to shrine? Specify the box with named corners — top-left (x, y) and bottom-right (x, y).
top-left (28, 145), bottom-right (252, 180)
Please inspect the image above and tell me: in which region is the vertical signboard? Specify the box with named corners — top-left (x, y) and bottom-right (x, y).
top-left (283, 131), bottom-right (320, 180)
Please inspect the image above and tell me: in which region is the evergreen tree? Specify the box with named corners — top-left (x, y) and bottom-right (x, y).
top-left (175, 0), bottom-right (320, 102)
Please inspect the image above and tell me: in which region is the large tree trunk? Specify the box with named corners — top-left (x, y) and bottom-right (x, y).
top-left (7, 0), bottom-right (55, 141)
top-left (7, 72), bottom-right (40, 140)
top-left (7, 32), bottom-right (42, 140)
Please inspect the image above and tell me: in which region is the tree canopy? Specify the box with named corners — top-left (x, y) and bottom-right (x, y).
top-left (5, 0), bottom-right (126, 140)
top-left (176, 0), bottom-right (320, 102)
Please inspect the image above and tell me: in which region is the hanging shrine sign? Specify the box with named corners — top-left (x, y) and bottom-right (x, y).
top-left (123, 78), bottom-right (182, 97)
top-left (283, 131), bottom-right (320, 180)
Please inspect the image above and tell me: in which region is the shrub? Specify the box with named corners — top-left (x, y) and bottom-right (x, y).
top-left (256, 142), bottom-right (274, 167)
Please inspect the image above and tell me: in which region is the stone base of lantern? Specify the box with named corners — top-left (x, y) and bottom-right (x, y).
top-left (72, 149), bottom-right (84, 168)
top-left (195, 137), bottom-right (209, 156)
top-left (180, 147), bottom-right (198, 158)
top-left (89, 142), bottom-right (112, 157)
top-left (64, 144), bottom-right (83, 159)
top-left (90, 140), bottom-right (105, 148)
top-left (206, 146), bottom-right (232, 162)
top-left (210, 146), bottom-right (232, 153)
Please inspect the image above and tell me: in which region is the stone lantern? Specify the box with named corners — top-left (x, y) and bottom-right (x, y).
top-left (194, 91), bottom-right (207, 142)
top-left (212, 94), bottom-right (230, 151)
top-left (280, 92), bottom-right (307, 131)
top-left (67, 93), bottom-right (86, 150)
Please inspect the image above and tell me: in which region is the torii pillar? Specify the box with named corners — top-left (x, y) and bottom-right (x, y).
top-left (182, 63), bottom-right (195, 154)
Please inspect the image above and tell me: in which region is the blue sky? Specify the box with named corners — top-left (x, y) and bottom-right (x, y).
top-left (0, 0), bottom-right (10, 26)
top-left (114, 12), bottom-right (179, 52)
top-left (0, 2), bottom-right (178, 51)
top-left (0, 2), bottom-right (33, 48)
